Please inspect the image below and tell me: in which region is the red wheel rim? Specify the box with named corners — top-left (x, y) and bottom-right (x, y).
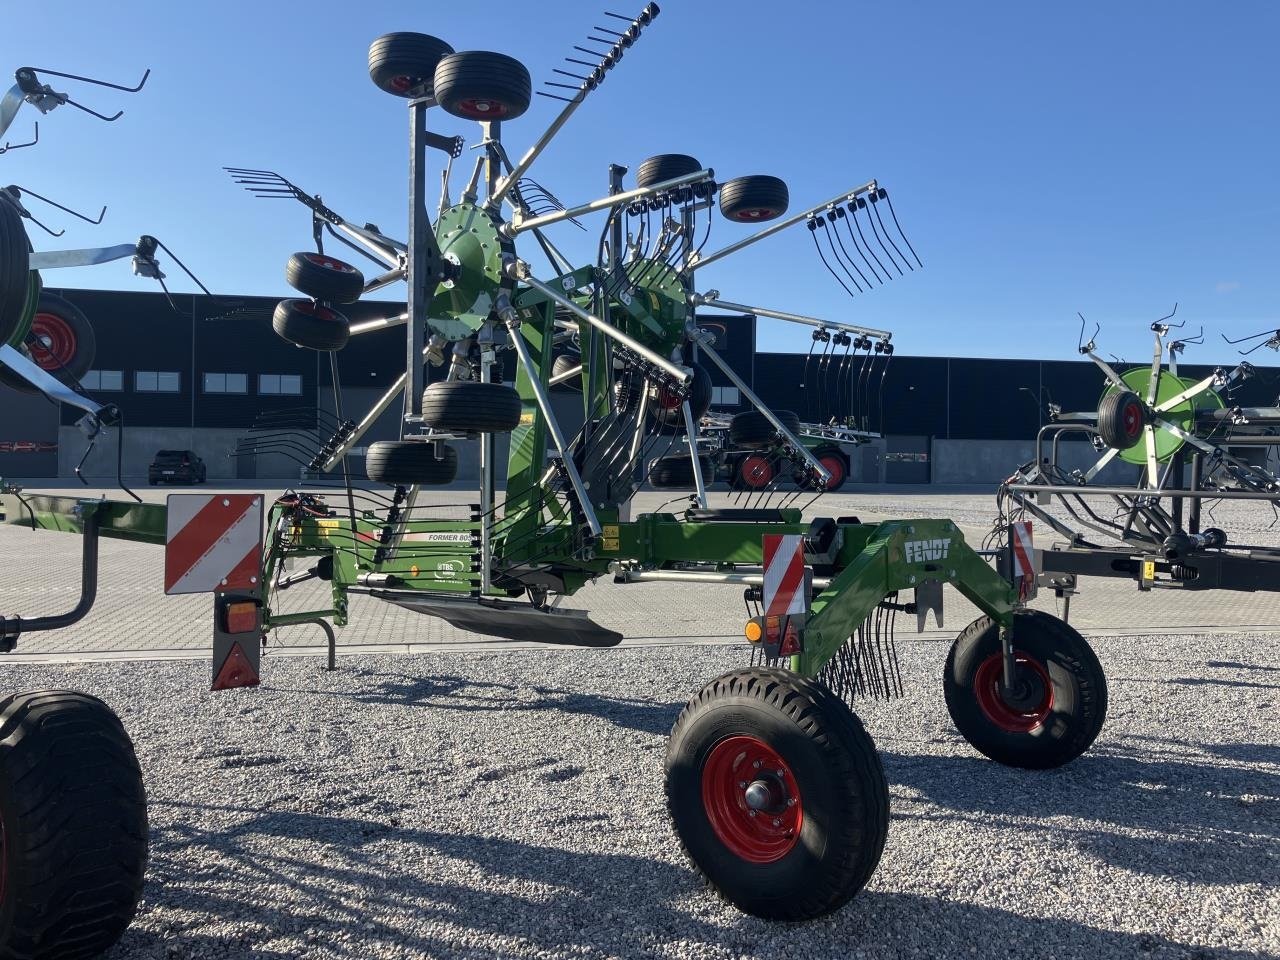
top-left (390, 75), bottom-right (416, 93)
top-left (701, 735), bottom-right (802, 863)
top-left (974, 652), bottom-right (1054, 733)
top-left (28, 312), bottom-right (76, 371)
top-left (819, 454), bottom-right (845, 489)
top-left (1122, 400), bottom-right (1143, 441)
top-left (654, 386), bottom-right (683, 411)
top-left (457, 97), bottom-right (511, 119)
top-left (741, 455), bottom-right (773, 489)
top-left (293, 301), bottom-right (341, 322)
top-left (730, 207), bottom-right (779, 222)
top-left (302, 253), bottom-right (358, 274)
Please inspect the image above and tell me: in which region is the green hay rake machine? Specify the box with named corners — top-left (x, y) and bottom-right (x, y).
top-left (1, 7), bottom-right (1109, 955)
top-left (997, 313), bottom-right (1280, 606)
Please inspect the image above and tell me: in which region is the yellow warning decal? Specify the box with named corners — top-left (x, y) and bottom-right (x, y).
top-left (1141, 560), bottom-right (1156, 580)
top-left (602, 538), bottom-right (621, 552)
top-left (603, 525), bottom-right (619, 539)
top-left (519, 411), bottom-right (535, 426)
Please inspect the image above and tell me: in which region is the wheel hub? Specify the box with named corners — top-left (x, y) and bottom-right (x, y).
top-left (701, 735), bottom-right (802, 863)
top-left (28, 312), bottom-right (77, 370)
top-left (974, 651), bottom-right (1054, 733)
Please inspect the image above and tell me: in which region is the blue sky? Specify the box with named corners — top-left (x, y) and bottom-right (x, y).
top-left (4, 0), bottom-right (1278, 363)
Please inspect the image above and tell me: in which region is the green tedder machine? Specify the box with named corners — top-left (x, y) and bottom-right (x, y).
top-left (0, 6), bottom-right (1109, 955)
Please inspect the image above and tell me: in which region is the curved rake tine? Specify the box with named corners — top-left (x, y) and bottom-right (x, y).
top-left (870, 191), bottom-right (912, 271)
top-left (881, 189), bottom-right (923, 268)
top-left (850, 200), bottom-right (889, 281)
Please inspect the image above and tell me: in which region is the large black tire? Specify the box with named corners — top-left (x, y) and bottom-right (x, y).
top-left (284, 252), bottom-right (365, 305)
top-left (0, 291), bottom-right (97, 394)
top-left (651, 364), bottom-right (713, 431)
top-left (368, 32), bottom-right (454, 97)
top-left (1097, 390), bottom-right (1145, 450)
top-left (635, 154), bottom-right (703, 189)
top-left (421, 380), bottom-right (523, 433)
top-left (0, 196), bottom-right (29, 346)
top-left (0, 690), bottom-right (148, 959)
top-left (730, 409), bottom-right (801, 448)
top-left (433, 52), bottom-right (532, 122)
top-left (648, 454), bottom-right (712, 489)
top-left (365, 441), bottom-right (458, 486)
top-left (944, 610), bottom-right (1108, 769)
top-left (666, 667), bottom-right (888, 921)
top-left (719, 175), bottom-right (789, 223)
top-left (550, 354), bottom-right (582, 391)
top-left (272, 299), bottom-right (350, 352)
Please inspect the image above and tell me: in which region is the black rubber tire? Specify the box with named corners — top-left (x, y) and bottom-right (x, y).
top-left (284, 252), bottom-right (365, 305)
top-left (0, 196), bottom-right (29, 346)
top-left (0, 690), bottom-right (148, 959)
top-left (1097, 390), bottom-right (1146, 450)
top-left (433, 51), bottom-right (532, 122)
top-left (719, 175), bottom-right (789, 223)
top-left (651, 364), bottom-right (713, 431)
top-left (944, 610), bottom-right (1108, 769)
top-left (665, 667), bottom-right (888, 921)
top-left (0, 291), bottom-right (97, 394)
top-left (648, 454), bottom-right (712, 489)
top-left (421, 380), bottom-right (523, 433)
top-left (636, 154), bottom-right (703, 189)
top-left (368, 32), bottom-right (454, 98)
top-left (550, 354), bottom-right (582, 391)
top-left (272, 299), bottom-right (350, 352)
top-left (730, 409), bottom-right (801, 448)
top-left (365, 441), bottom-right (458, 486)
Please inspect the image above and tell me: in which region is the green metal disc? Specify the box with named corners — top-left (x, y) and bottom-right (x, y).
top-left (1104, 367), bottom-right (1222, 465)
top-left (428, 203), bottom-right (511, 342)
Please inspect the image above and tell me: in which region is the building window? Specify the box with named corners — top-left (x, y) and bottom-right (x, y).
top-left (203, 372), bottom-right (248, 394)
top-left (711, 386), bottom-right (740, 407)
top-left (81, 370), bottom-right (123, 391)
top-left (258, 374), bottom-right (302, 396)
top-left (135, 371), bottom-right (181, 393)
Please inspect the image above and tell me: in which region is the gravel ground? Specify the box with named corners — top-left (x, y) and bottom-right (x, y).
top-left (4, 631), bottom-right (1277, 960)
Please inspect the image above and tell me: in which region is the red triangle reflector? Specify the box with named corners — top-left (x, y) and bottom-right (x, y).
top-left (212, 641), bottom-right (260, 691)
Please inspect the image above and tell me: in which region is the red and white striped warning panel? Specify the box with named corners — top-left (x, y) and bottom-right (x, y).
top-left (1010, 520), bottom-right (1035, 578)
top-left (164, 495), bottom-right (263, 595)
top-left (762, 533), bottom-right (808, 617)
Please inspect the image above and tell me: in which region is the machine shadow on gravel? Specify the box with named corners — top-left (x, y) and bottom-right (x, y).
top-left (127, 808), bottom-right (1270, 960)
top-left (883, 748), bottom-right (1280, 886)
top-left (267, 671), bottom-right (684, 736)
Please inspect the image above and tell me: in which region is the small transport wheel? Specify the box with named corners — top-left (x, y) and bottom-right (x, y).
top-left (368, 32), bottom-right (454, 97)
top-left (737, 453), bottom-right (775, 490)
top-left (550, 353), bottom-right (582, 391)
top-left (421, 380), bottom-right (523, 433)
top-left (1097, 390), bottom-right (1146, 450)
top-left (944, 609), bottom-right (1108, 769)
top-left (0, 690), bottom-right (148, 959)
top-left (433, 51), bottom-right (532, 122)
top-left (0, 291), bottom-right (97, 394)
top-left (635, 154), bottom-right (703, 189)
top-left (796, 447), bottom-right (848, 492)
top-left (666, 667), bottom-right (889, 921)
top-left (0, 196), bottom-right (30, 345)
top-left (651, 364), bottom-right (713, 431)
top-left (272, 299), bottom-right (350, 352)
top-left (719, 175), bottom-right (789, 223)
top-left (648, 454), bottom-right (712, 489)
top-left (284, 252), bottom-right (365, 304)
top-left (365, 441), bottom-right (458, 486)
top-left (729, 409), bottom-right (801, 448)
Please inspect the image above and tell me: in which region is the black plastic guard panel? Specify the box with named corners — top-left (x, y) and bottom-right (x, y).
top-left (371, 591), bottom-right (624, 647)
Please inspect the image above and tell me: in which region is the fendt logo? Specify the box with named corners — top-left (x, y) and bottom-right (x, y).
top-left (905, 538), bottom-right (952, 563)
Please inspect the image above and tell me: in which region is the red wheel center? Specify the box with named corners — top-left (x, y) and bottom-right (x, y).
top-left (303, 253), bottom-right (357, 274)
top-left (742, 455), bottom-right (773, 488)
top-left (294, 300), bottom-right (340, 322)
top-left (701, 735), bottom-right (802, 864)
top-left (819, 455), bottom-right (845, 489)
top-left (458, 98), bottom-right (510, 119)
top-left (1122, 402), bottom-right (1143, 437)
top-left (974, 652), bottom-right (1054, 733)
top-left (391, 75), bottom-right (415, 92)
top-left (655, 387), bottom-right (683, 411)
top-left (733, 208), bottom-right (777, 221)
top-left (28, 312), bottom-right (77, 370)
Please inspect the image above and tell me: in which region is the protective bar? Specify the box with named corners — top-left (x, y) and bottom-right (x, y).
top-left (681, 401), bottom-right (709, 508)
top-left (689, 180), bottom-right (878, 269)
top-left (696, 296), bottom-right (891, 341)
top-left (504, 168), bottom-right (713, 236)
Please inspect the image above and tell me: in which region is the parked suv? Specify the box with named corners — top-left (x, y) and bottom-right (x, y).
top-left (148, 449), bottom-right (207, 485)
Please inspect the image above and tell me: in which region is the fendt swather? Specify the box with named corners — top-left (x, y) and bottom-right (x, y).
top-left (1, 7), bottom-right (1106, 955)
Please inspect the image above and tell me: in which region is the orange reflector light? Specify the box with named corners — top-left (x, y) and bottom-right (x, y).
top-left (744, 620), bottom-right (763, 644)
top-left (225, 601), bottom-right (259, 634)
